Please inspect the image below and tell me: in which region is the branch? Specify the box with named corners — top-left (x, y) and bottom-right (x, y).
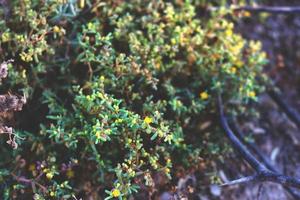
top-left (229, 121), bottom-right (275, 171)
top-left (268, 89), bottom-right (300, 129)
top-left (218, 94), bottom-right (267, 172)
top-left (233, 6), bottom-right (300, 14)
top-left (218, 94), bottom-right (300, 190)
top-left (220, 174), bottom-right (258, 186)
top-left (209, 6), bottom-right (300, 14)
top-left (230, 121), bottom-right (300, 199)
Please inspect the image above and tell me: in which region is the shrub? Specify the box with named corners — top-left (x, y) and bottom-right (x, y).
top-left (0, 0), bottom-right (267, 199)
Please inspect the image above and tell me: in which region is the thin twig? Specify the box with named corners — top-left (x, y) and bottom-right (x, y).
top-left (268, 89), bottom-right (300, 129)
top-left (218, 93), bottom-right (300, 189)
top-left (230, 121), bottom-right (300, 199)
top-left (233, 6), bottom-right (300, 14)
top-left (229, 121), bottom-right (275, 171)
top-left (210, 6), bottom-right (300, 14)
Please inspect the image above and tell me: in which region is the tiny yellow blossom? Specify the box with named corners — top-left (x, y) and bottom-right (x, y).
top-left (225, 29), bottom-right (233, 37)
top-left (16, 34), bottom-right (25, 43)
top-left (164, 168), bottom-right (170, 173)
top-left (230, 67), bottom-right (237, 74)
top-left (243, 11), bottom-right (251, 17)
top-left (29, 164), bottom-right (35, 171)
top-left (248, 91), bottom-right (256, 98)
top-left (87, 22), bottom-right (95, 30)
top-left (53, 26), bottom-right (60, 33)
top-left (200, 91), bottom-right (209, 100)
top-left (50, 191), bottom-right (55, 197)
top-left (171, 38), bottom-right (176, 45)
top-left (95, 131), bottom-right (101, 139)
top-left (112, 189), bottom-right (121, 197)
top-left (79, 0), bottom-right (85, 8)
top-left (22, 69), bottom-right (26, 79)
top-left (249, 40), bottom-right (262, 52)
top-left (46, 172), bottom-right (54, 180)
top-left (115, 118), bottom-right (123, 123)
top-left (66, 169), bottom-right (74, 178)
top-left (20, 52), bottom-right (33, 62)
top-left (261, 52), bottom-right (267, 59)
top-left (235, 60), bottom-right (244, 68)
top-left (144, 116), bottom-right (153, 124)
top-left (1, 32), bottom-right (10, 42)
top-left (229, 40), bottom-right (245, 55)
top-left (228, 22), bottom-right (234, 29)
top-left (43, 168), bottom-right (49, 173)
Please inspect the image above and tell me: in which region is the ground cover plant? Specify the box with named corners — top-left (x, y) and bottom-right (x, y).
top-left (0, 0), bottom-right (287, 199)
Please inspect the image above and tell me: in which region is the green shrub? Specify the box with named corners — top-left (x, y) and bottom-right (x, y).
top-left (0, 0), bottom-right (267, 199)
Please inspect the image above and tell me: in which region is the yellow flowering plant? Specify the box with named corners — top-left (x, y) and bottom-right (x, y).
top-left (0, 0), bottom-right (267, 199)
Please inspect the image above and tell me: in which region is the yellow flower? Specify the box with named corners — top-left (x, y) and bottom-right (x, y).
top-left (50, 191), bottom-right (55, 197)
top-left (20, 52), bottom-right (33, 62)
top-left (230, 67), bottom-right (237, 74)
top-left (95, 131), bottom-right (101, 139)
top-left (66, 169), bottom-right (74, 178)
top-left (46, 172), bottom-right (54, 180)
top-left (164, 168), bottom-right (170, 173)
top-left (79, 0), bottom-right (85, 8)
top-left (200, 91), bottom-right (209, 100)
top-left (248, 91), bottom-right (256, 98)
top-left (29, 164), bottom-right (35, 171)
top-left (249, 40), bottom-right (262, 52)
top-left (87, 22), bottom-right (95, 30)
top-left (112, 189), bottom-right (121, 197)
top-left (235, 60), bottom-right (244, 68)
top-left (243, 11), bottom-right (251, 17)
top-left (1, 32), bottom-right (10, 42)
top-left (22, 69), bottom-right (26, 79)
top-left (53, 26), bottom-right (60, 33)
top-left (171, 38), bottom-right (176, 45)
top-left (229, 40), bottom-right (245, 55)
top-left (225, 29), bottom-right (233, 37)
top-left (43, 168), bottom-right (49, 173)
top-left (261, 52), bottom-right (267, 59)
top-left (115, 118), bottom-right (123, 123)
top-left (16, 34), bottom-right (25, 43)
top-left (144, 116), bottom-right (153, 124)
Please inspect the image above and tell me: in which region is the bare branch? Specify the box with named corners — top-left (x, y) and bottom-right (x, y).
top-left (218, 93), bottom-right (300, 190)
top-left (233, 6), bottom-right (300, 14)
top-left (210, 6), bottom-right (300, 14)
top-left (218, 94), bottom-right (267, 172)
top-left (220, 174), bottom-right (258, 186)
top-left (268, 89), bottom-right (300, 129)
top-left (230, 121), bottom-right (300, 199)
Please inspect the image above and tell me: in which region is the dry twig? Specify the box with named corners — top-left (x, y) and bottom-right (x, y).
top-left (218, 94), bottom-right (300, 190)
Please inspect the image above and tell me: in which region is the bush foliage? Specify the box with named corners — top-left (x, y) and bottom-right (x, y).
top-left (0, 0), bottom-right (267, 199)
